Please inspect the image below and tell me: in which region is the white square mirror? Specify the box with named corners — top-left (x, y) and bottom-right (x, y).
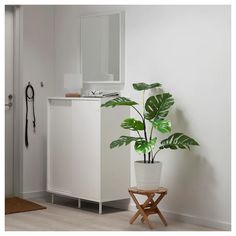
top-left (80, 12), bottom-right (125, 84)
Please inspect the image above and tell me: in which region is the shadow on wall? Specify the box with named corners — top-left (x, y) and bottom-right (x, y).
top-left (159, 108), bottom-right (217, 217)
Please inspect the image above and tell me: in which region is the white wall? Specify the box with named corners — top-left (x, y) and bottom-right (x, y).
top-left (53, 5), bottom-right (231, 229)
top-left (21, 5), bottom-right (55, 196)
top-left (125, 5), bottom-right (231, 229)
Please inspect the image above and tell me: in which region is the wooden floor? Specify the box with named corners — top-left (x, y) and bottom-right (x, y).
top-left (5, 198), bottom-right (217, 231)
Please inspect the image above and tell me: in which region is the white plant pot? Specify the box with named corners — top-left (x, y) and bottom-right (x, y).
top-left (134, 161), bottom-right (162, 190)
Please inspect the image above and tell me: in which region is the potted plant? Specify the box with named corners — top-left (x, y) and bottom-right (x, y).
top-left (101, 82), bottom-right (199, 190)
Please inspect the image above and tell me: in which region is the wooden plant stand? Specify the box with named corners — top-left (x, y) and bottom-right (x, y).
top-left (128, 187), bottom-right (168, 229)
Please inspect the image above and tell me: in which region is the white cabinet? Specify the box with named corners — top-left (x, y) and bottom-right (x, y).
top-left (47, 97), bottom-right (130, 213)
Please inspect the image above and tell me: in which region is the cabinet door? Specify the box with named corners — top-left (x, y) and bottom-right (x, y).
top-left (71, 100), bottom-right (101, 201)
top-left (47, 100), bottom-right (73, 196)
top-left (101, 105), bottom-right (130, 202)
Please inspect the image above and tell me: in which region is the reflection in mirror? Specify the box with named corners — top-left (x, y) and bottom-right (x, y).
top-left (81, 13), bottom-right (121, 83)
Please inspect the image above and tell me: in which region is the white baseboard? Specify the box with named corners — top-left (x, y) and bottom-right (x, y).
top-left (128, 203), bottom-right (231, 231)
top-left (19, 190), bottom-right (49, 199)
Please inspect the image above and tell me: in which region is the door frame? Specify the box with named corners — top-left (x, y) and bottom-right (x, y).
top-left (11, 5), bottom-right (23, 196)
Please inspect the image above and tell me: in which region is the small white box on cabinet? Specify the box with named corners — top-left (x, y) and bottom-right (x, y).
top-left (47, 97), bottom-right (130, 213)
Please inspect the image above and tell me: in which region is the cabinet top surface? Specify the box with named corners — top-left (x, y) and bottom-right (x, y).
top-left (48, 97), bottom-right (111, 101)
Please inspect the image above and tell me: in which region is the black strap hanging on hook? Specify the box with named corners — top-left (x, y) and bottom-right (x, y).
top-left (25, 82), bottom-right (36, 148)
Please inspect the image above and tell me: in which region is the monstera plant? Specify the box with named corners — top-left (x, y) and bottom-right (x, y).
top-left (101, 82), bottom-right (199, 189)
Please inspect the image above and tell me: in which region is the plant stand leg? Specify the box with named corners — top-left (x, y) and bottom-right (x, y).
top-left (156, 206), bottom-right (168, 226)
top-left (149, 193), bottom-right (168, 226)
top-left (129, 192), bottom-right (153, 224)
top-left (129, 191), bottom-right (155, 229)
top-left (99, 202), bottom-right (102, 214)
top-left (128, 188), bottom-right (168, 229)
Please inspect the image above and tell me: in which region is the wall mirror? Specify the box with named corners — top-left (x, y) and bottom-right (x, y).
top-left (80, 12), bottom-right (124, 84)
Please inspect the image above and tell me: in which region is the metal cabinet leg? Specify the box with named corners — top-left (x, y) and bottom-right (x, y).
top-left (99, 202), bottom-right (102, 214)
top-left (51, 193), bottom-right (54, 204)
top-left (78, 199), bottom-right (81, 209)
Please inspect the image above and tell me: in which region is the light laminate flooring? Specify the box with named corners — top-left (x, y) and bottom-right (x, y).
top-left (5, 198), bottom-right (218, 231)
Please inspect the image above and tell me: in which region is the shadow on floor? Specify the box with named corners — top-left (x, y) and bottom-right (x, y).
top-left (45, 194), bottom-right (127, 214)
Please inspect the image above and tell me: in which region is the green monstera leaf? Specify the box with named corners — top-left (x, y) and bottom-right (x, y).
top-left (110, 136), bottom-right (143, 149)
top-left (145, 93), bottom-right (174, 120)
top-left (134, 137), bottom-right (157, 154)
top-left (152, 119), bottom-right (171, 133)
top-left (133, 82), bottom-right (161, 91)
top-left (101, 97), bottom-right (138, 108)
top-left (121, 118), bottom-right (144, 131)
top-left (159, 133), bottom-right (199, 150)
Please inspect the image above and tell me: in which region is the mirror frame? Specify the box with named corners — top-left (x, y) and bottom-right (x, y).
top-left (80, 11), bottom-right (125, 85)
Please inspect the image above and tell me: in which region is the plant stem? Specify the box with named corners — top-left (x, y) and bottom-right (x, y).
top-left (141, 91), bottom-right (147, 141)
top-left (149, 126), bottom-right (154, 163)
top-left (149, 126), bottom-right (154, 141)
top-left (131, 93), bottom-right (152, 163)
top-left (131, 105), bottom-right (148, 141)
top-left (151, 150), bottom-right (154, 163)
top-left (136, 131), bottom-right (142, 138)
top-left (131, 105), bottom-right (144, 123)
top-left (143, 120), bottom-right (148, 141)
top-left (131, 105), bottom-right (148, 163)
top-left (142, 90), bottom-right (151, 163)
top-left (152, 149), bottom-right (161, 162)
